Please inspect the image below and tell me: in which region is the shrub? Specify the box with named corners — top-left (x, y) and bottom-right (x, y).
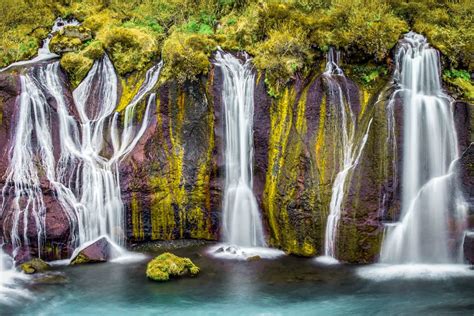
top-left (103, 26), bottom-right (159, 75)
top-left (161, 30), bottom-right (217, 83)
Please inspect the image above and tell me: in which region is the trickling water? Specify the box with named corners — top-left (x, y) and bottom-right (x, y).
top-left (214, 50), bottom-right (265, 247)
top-left (380, 32), bottom-right (467, 264)
top-left (1, 57), bottom-right (162, 257)
top-left (319, 49), bottom-right (372, 262)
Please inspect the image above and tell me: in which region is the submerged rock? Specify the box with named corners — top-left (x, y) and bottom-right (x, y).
top-left (246, 255), bottom-right (261, 262)
top-left (146, 252), bottom-right (200, 281)
top-left (70, 237), bottom-right (110, 265)
top-left (31, 272), bottom-right (69, 285)
top-left (20, 258), bottom-right (50, 274)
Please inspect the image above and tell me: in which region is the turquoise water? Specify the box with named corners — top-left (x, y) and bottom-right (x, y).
top-left (2, 245), bottom-right (474, 315)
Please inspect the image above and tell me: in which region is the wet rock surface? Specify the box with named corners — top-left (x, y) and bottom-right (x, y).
top-left (463, 232), bottom-right (474, 264)
top-left (70, 237), bottom-right (111, 265)
top-left (20, 258), bottom-right (51, 274)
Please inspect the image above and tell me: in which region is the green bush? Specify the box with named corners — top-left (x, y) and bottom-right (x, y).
top-left (161, 30), bottom-right (217, 83)
top-left (103, 26), bottom-right (159, 75)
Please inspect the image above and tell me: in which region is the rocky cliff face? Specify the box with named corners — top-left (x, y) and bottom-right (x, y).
top-left (0, 58), bottom-right (472, 263)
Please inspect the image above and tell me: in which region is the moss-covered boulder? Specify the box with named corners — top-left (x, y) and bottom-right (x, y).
top-left (49, 25), bottom-right (92, 54)
top-left (20, 258), bottom-right (50, 274)
top-left (146, 252), bottom-right (200, 281)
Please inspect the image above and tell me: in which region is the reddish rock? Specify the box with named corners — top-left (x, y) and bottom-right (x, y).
top-left (70, 237), bottom-right (110, 264)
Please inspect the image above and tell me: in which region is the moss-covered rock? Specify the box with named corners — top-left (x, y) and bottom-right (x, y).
top-left (146, 252), bottom-right (200, 281)
top-left (49, 25), bottom-right (92, 55)
top-left (103, 26), bottom-right (159, 75)
top-left (60, 52), bottom-right (94, 88)
top-left (20, 258), bottom-right (50, 274)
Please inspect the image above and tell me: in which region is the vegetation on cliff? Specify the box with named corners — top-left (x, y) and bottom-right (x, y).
top-left (0, 0), bottom-right (471, 96)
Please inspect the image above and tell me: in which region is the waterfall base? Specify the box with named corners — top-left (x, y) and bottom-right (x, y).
top-left (207, 243), bottom-right (284, 261)
top-left (357, 264), bottom-right (474, 281)
top-left (0, 251), bottom-right (31, 305)
top-left (314, 256), bottom-right (340, 265)
top-left (68, 236), bottom-right (147, 265)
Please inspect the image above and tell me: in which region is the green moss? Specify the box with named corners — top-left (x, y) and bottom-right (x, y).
top-left (443, 74), bottom-right (474, 102)
top-left (253, 27), bottom-right (313, 96)
top-left (0, 0), bottom-right (55, 67)
top-left (49, 25), bottom-right (93, 55)
top-left (346, 64), bottom-right (389, 88)
top-left (20, 258), bottom-right (50, 274)
top-left (146, 252), bottom-right (199, 281)
top-left (103, 26), bottom-right (159, 75)
top-left (69, 253), bottom-right (89, 265)
top-left (161, 31), bottom-right (216, 84)
top-left (60, 52), bottom-right (94, 88)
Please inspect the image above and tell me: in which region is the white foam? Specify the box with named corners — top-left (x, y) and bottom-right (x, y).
top-left (207, 243), bottom-right (285, 261)
top-left (0, 263), bottom-right (32, 305)
top-left (356, 264), bottom-right (474, 281)
top-left (314, 256), bottom-right (340, 265)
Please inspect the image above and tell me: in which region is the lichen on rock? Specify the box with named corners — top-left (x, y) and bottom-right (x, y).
top-left (146, 252), bottom-right (200, 281)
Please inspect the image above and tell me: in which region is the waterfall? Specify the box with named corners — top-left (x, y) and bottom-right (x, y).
top-left (318, 49), bottom-right (372, 263)
top-left (380, 32), bottom-right (467, 264)
top-left (214, 50), bottom-right (266, 248)
top-left (1, 57), bottom-right (162, 258)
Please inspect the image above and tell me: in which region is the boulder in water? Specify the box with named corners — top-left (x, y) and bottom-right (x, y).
top-left (20, 258), bottom-right (51, 274)
top-left (70, 237), bottom-right (111, 265)
top-left (246, 255), bottom-right (261, 262)
top-left (146, 252), bottom-right (200, 281)
top-left (464, 232), bottom-right (474, 264)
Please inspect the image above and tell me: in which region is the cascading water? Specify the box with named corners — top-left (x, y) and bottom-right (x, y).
top-left (380, 32), bottom-right (467, 264)
top-left (214, 50), bottom-right (266, 248)
top-left (317, 49), bottom-right (372, 263)
top-left (0, 247), bottom-right (30, 305)
top-left (1, 56), bottom-right (162, 258)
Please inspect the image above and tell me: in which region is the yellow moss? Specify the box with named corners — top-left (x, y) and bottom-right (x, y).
top-left (150, 96), bottom-right (176, 240)
top-left (131, 192), bottom-right (144, 240)
top-left (263, 88), bottom-right (295, 245)
top-left (60, 52), bottom-right (94, 88)
top-left (150, 176), bottom-right (175, 240)
top-left (315, 94), bottom-right (327, 183)
top-left (172, 93), bottom-right (186, 238)
top-left (161, 30), bottom-right (216, 83)
top-left (116, 72), bottom-right (146, 112)
top-left (359, 89), bottom-right (370, 119)
top-left (150, 90), bottom-right (186, 240)
top-left (102, 26), bottom-right (159, 75)
top-left (146, 252), bottom-right (199, 282)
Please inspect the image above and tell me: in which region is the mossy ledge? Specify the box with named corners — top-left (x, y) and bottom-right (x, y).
top-left (0, 1), bottom-right (471, 97)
